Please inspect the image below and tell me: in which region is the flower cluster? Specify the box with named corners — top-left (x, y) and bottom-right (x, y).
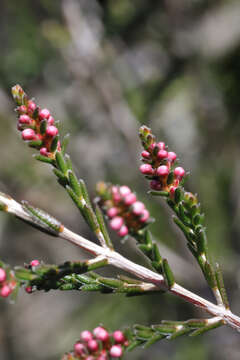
top-left (62, 327), bottom-right (128, 359)
top-left (139, 126), bottom-right (185, 196)
top-left (0, 267), bottom-right (16, 298)
top-left (96, 182), bottom-right (151, 237)
top-left (12, 85), bottom-right (60, 158)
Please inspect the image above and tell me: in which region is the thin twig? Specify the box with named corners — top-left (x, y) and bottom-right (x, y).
top-left (1, 192), bottom-right (240, 331)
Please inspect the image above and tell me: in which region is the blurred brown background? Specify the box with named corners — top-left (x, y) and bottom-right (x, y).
top-left (1, 0), bottom-right (240, 359)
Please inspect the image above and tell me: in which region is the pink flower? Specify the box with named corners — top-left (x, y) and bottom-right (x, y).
top-left (118, 225), bottom-right (129, 237)
top-left (40, 147), bottom-right (48, 157)
top-left (30, 260), bottom-right (40, 267)
top-left (39, 108), bottom-right (50, 120)
top-left (19, 114), bottom-right (31, 124)
top-left (119, 186), bottom-right (131, 197)
top-left (25, 286), bottom-right (33, 294)
top-left (156, 165), bottom-right (169, 177)
top-left (22, 128), bottom-right (36, 141)
top-left (46, 126), bottom-right (58, 137)
top-left (74, 342), bottom-right (86, 356)
top-left (107, 207), bottom-right (119, 218)
top-left (110, 217), bottom-right (124, 231)
top-left (109, 345), bottom-right (123, 358)
top-left (157, 141), bottom-right (165, 150)
top-left (139, 164), bottom-right (154, 175)
top-left (27, 101), bottom-right (37, 114)
top-left (0, 268), bottom-right (6, 283)
top-left (132, 201), bottom-right (145, 215)
top-left (0, 284), bottom-right (12, 298)
top-left (157, 150), bottom-right (168, 159)
top-left (93, 327), bottom-right (109, 341)
top-left (140, 209), bottom-right (150, 223)
top-left (113, 330), bottom-right (125, 344)
top-left (174, 167), bottom-right (185, 179)
top-left (168, 151), bottom-right (177, 162)
top-left (124, 193), bottom-right (137, 206)
top-left (81, 330), bottom-right (93, 342)
top-left (150, 180), bottom-right (161, 191)
top-left (87, 339), bottom-right (98, 352)
top-left (141, 150), bottom-right (150, 158)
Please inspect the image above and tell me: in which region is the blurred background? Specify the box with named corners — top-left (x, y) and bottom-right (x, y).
top-left (0, 0), bottom-right (240, 359)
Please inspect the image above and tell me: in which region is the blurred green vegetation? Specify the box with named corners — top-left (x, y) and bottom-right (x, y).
top-left (1, 0), bottom-right (240, 359)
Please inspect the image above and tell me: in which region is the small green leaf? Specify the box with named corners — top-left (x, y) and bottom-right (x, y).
top-left (215, 263), bottom-right (229, 309)
top-left (190, 320), bottom-right (224, 336)
top-left (28, 140), bottom-right (42, 148)
top-left (55, 151), bottom-right (68, 174)
top-left (95, 205), bottom-right (113, 249)
top-left (34, 155), bottom-right (54, 164)
top-left (162, 259), bottom-right (175, 288)
top-left (204, 262), bottom-right (217, 289)
top-left (68, 170), bottom-right (82, 197)
top-left (53, 168), bottom-right (67, 183)
top-left (174, 187), bottom-right (183, 204)
top-left (50, 135), bottom-right (59, 152)
top-left (22, 201), bottom-right (63, 235)
top-left (197, 229), bottom-right (208, 257)
top-left (40, 119), bottom-right (47, 134)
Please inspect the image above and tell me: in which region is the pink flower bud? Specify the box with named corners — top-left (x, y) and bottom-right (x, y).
top-left (109, 345), bottom-right (123, 358)
top-left (157, 150), bottom-right (168, 159)
top-left (157, 141), bottom-right (165, 150)
top-left (132, 201), bottom-right (145, 215)
top-left (86, 357), bottom-right (95, 360)
top-left (118, 225), bottom-right (129, 237)
top-left (40, 147), bottom-right (48, 157)
top-left (87, 339), bottom-right (98, 352)
top-left (113, 331), bottom-right (125, 344)
top-left (81, 330), bottom-right (93, 342)
top-left (27, 101), bottom-right (37, 114)
top-left (139, 164), bottom-right (154, 175)
top-left (74, 342), bottom-right (86, 356)
top-left (168, 152), bottom-right (177, 162)
top-left (46, 126), bottom-right (58, 137)
top-left (148, 142), bottom-right (156, 151)
top-left (48, 116), bottom-right (55, 125)
top-left (119, 186), bottom-right (131, 197)
top-left (0, 269), bottom-right (6, 283)
top-left (39, 108), bottom-right (50, 120)
top-left (22, 128), bottom-right (36, 141)
top-left (113, 193), bottom-right (121, 203)
top-left (0, 284), bottom-right (12, 298)
top-left (94, 327), bottom-right (109, 342)
top-left (25, 286), bottom-right (33, 294)
top-left (141, 150), bottom-right (150, 158)
top-left (111, 186), bottom-right (119, 194)
top-left (17, 105), bottom-right (27, 114)
top-left (169, 186), bottom-right (177, 198)
top-left (150, 180), bottom-right (162, 191)
top-left (30, 260), bottom-right (40, 267)
top-left (110, 217), bottom-right (124, 231)
top-left (124, 193), bottom-right (137, 206)
top-left (140, 209), bottom-right (150, 223)
top-left (93, 326), bottom-right (105, 337)
top-left (174, 167), bottom-right (185, 179)
top-left (156, 165), bottom-right (169, 177)
top-left (19, 114), bottom-right (31, 124)
top-left (107, 207), bottom-right (118, 218)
